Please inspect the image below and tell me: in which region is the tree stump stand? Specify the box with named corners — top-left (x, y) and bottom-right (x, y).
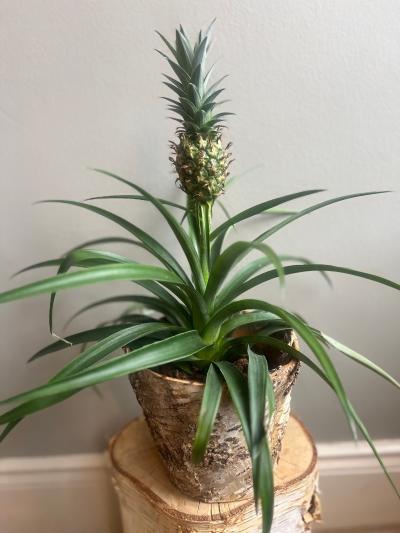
top-left (110, 414), bottom-right (321, 532)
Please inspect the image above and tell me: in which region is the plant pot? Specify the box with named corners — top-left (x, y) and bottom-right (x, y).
top-left (128, 331), bottom-right (300, 502)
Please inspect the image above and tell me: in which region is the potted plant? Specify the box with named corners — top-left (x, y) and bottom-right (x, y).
top-left (0, 22), bottom-right (399, 532)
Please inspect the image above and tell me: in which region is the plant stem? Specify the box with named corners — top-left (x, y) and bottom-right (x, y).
top-left (197, 202), bottom-right (212, 285)
top-left (186, 197), bottom-right (200, 255)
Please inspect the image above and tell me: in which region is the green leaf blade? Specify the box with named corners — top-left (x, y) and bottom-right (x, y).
top-left (205, 299), bottom-right (356, 439)
top-left (54, 323), bottom-right (181, 380)
top-left (0, 331), bottom-right (208, 406)
top-left (247, 346), bottom-right (269, 514)
top-left (248, 347), bottom-right (268, 447)
top-left (254, 191), bottom-right (390, 243)
top-left (210, 190), bottom-right (324, 241)
top-left (0, 263), bottom-right (183, 304)
top-left (257, 438), bottom-right (275, 532)
top-left (191, 364), bottom-right (224, 464)
top-left (91, 170), bottom-right (205, 293)
top-left (216, 361), bottom-right (251, 446)
top-left (295, 351), bottom-right (400, 499)
top-left (1, 324), bottom-right (183, 429)
top-left (205, 241), bottom-right (284, 310)
top-left (64, 294), bottom-right (186, 329)
top-left (29, 324), bottom-right (138, 362)
top-left (321, 333), bottom-right (400, 389)
top-left (85, 195), bottom-right (186, 211)
top-left (219, 311), bottom-right (280, 339)
top-left (38, 199), bottom-right (191, 285)
top-left (216, 263), bottom-right (400, 311)
top-left (216, 255), bottom-right (331, 309)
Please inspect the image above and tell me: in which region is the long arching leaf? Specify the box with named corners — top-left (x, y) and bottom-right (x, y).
top-left (216, 362), bottom-right (251, 445)
top-left (177, 283), bottom-right (210, 330)
top-left (13, 254), bottom-right (188, 323)
top-left (210, 227), bottom-right (231, 268)
top-left (204, 299), bottom-right (356, 437)
top-left (0, 331), bottom-right (208, 406)
top-left (191, 364), bottom-right (223, 464)
top-left (53, 323), bottom-right (184, 380)
top-left (38, 200), bottom-right (191, 285)
top-left (261, 207), bottom-right (298, 216)
top-left (218, 324), bottom-right (292, 361)
top-left (253, 191), bottom-right (389, 243)
top-left (64, 295), bottom-right (185, 329)
top-left (49, 249), bottom-right (137, 333)
top-left (236, 334), bottom-right (398, 390)
top-left (12, 260), bottom-right (63, 278)
top-left (215, 263), bottom-right (400, 310)
top-left (0, 263), bottom-right (184, 303)
top-left (217, 359), bottom-right (274, 531)
top-left (0, 323), bottom-right (183, 427)
top-left (85, 195), bottom-right (186, 211)
top-left (47, 249), bottom-right (192, 331)
top-left (283, 345), bottom-right (400, 499)
top-left (214, 192), bottom-right (389, 277)
top-left (204, 242), bottom-right (285, 310)
top-left (257, 437), bottom-right (274, 532)
top-left (247, 347), bottom-right (268, 512)
top-left (216, 255), bottom-right (331, 308)
top-left (0, 394), bottom-right (76, 432)
top-left (218, 311), bottom-right (279, 339)
top-left (320, 333), bottom-right (400, 389)
top-left (248, 346), bottom-right (274, 525)
top-left (91, 170), bottom-right (205, 293)
top-left (29, 324), bottom-right (141, 362)
top-left (210, 190), bottom-right (324, 241)
top-left (0, 420), bottom-right (22, 442)
top-left (64, 237), bottom-right (146, 256)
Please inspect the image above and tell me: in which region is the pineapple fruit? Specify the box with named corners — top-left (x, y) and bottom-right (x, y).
top-left (157, 22), bottom-right (234, 204)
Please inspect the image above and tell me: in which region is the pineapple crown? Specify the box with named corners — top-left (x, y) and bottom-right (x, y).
top-left (156, 21), bottom-right (233, 137)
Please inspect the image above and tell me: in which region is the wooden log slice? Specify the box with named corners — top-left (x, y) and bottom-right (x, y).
top-left (110, 414), bottom-right (320, 532)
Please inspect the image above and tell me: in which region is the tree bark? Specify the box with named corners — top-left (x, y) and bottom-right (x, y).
top-left (129, 333), bottom-right (300, 502)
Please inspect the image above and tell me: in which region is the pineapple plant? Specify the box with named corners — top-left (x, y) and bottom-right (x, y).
top-left (0, 22), bottom-right (399, 532)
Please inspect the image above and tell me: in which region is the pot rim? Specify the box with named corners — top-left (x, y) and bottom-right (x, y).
top-left (140, 356), bottom-right (299, 388)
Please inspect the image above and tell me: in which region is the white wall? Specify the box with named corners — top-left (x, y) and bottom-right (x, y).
top-left (1, 0), bottom-right (399, 457)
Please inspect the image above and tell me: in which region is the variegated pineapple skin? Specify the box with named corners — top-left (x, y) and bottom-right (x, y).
top-left (171, 133), bottom-right (232, 203)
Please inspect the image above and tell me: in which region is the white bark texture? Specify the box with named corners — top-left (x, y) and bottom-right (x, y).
top-left (128, 332), bottom-right (301, 502)
top-left (110, 414), bottom-right (320, 533)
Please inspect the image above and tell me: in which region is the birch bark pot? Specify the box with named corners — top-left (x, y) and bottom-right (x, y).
top-left (128, 331), bottom-right (301, 502)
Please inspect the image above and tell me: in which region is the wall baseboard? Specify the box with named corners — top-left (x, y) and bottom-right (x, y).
top-left (314, 439), bottom-right (400, 531)
top-left (1, 440), bottom-right (399, 532)
top-left (0, 452), bottom-right (122, 533)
